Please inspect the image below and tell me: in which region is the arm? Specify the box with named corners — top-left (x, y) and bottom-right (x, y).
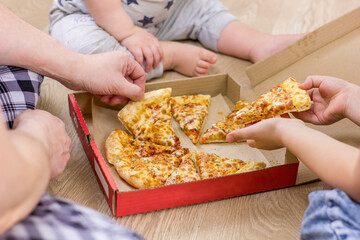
top-left (85, 0), bottom-right (163, 72)
top-left (0, 110), bottom-right (71, 233)
top-left (227, 118), bottom-right (360, 203)
top-left (0, 3), bottom-right (146, 105)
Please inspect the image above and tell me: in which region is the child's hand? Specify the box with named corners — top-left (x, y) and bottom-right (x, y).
top-left (293, 75), bottom-right (356, 125)
top-left (121, 27), bottom-right (163, 72)
top-left (226, 118), bottom-right (305, 150)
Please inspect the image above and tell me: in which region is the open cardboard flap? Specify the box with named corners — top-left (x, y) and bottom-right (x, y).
top-left (91, 93), bottom-right (274, 191)
top-left (245, 6), bottom-right (360, 184)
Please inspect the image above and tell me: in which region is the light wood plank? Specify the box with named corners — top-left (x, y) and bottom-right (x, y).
top-left (2, 0), bottom-right (359, 239)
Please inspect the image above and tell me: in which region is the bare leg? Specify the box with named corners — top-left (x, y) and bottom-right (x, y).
top-left (217, 20), bottom-right (305, 62)
top-left (160, 41), bottom-right (217, 77)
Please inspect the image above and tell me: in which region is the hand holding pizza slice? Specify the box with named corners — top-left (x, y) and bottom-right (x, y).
top-left (199, 77), bottom-right (312, 144)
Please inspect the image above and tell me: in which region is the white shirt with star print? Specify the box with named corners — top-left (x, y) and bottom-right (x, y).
top-left (53, 0), bottom-right (176, 28)
top-left (122, 0), bottom-right (176, 28)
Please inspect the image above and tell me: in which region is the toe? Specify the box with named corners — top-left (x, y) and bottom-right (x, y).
top-left (201, 50), bottom-right (217, 64)
top-left (197, 60), bottom-right (211, 69)
top-left (194, 66), bottom-right (209, 76)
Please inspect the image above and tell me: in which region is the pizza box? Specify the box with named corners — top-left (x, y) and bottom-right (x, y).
top-left (244, 6), bottom-right (360, 184)
top-left (68, 74), bottom-right (299, 217)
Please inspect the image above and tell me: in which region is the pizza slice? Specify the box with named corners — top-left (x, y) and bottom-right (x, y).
top-left (118, 88), bottom-right (181, 148)
top-left (106, 129), bottom-right (189, 188)
top-left (192, 151), bottom-right (266, 179)
top-left (199, 77), bottom-right (312, 144)
top-left (165, 153), bottom-right (201, 185)
top-left (170, 94), bottom-right (211, 144)
top-left (114, 153), bottom-right (181, 189)
top-left (105, 129), bottom-right (178, 165)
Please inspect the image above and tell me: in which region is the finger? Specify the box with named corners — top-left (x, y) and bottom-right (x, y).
top-left (108, 96), bottom-right (129, 105)
top-left (292, 111), bottom-right (320, 124)
top-left (127, 62), bottom-right (146, 93)
top-left (300, 75), bottom-right (326, 90)
top-left (99, 95), bottom-right (112, 104)
top-left (143, 47), bottom-right (153, 72)
top-left (280, 113), bottom-right (291, 118)
top-left (151, 43), bottom-right (161, 69)
top-left (132, 48), bottom-right (144, 67)
top-left (120, 80), bottom-right (144, 101)
top-left (226, 128), bottom-right (247, 142)
top-left (246, 139), bottom-right (257, 148)
top-left (158, 42), bottom-right (164, 60)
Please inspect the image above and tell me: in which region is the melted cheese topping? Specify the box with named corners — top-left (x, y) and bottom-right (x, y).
top-left (118, 88), bottom-right (180, 148)
top-left (193, 151), bottom-right (266, 179)
top-left (171, 95), bottom-right (210, 144)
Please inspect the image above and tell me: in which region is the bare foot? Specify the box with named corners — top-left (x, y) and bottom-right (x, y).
top-left (249, 33), bottom-right (306, 62)
top-left (161, 41), bottom-right (217, 76)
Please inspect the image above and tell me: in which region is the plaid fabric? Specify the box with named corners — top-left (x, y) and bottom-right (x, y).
top-left (0, 65), bottom-right (43, 128)
top-left (0, 193), bottom-right (144, 240)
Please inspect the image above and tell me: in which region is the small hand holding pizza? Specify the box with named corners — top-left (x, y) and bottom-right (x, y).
top-left (200, 77), bottom-right (312, 144)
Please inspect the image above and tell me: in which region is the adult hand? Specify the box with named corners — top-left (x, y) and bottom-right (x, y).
top-left (12, 110), bottom-right (71, 179)
top-left (71, 50), bottom-right (146, 105)
top-left (293, 75), bottom-right (354, 125)
top-left (226, 118), bottom-right (305, 150)
top-left (121, 27), bottom-right (163, 72)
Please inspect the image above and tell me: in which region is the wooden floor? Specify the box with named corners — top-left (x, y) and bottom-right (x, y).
top-left (2, 0), bottom-right (360, 239)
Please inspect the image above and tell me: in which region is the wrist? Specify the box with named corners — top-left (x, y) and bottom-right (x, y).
top-left (276, 119), bottom-right (307, 146)
top-left (343, 84), bottom-right (360, 120)
top-left (10, 128), bottom-right (51, 180)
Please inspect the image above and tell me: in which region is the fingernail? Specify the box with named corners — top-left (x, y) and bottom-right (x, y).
top-left (226, 135), bottom-right (233, 142)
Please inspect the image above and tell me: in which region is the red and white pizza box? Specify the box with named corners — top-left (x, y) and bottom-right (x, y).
top-left (68, 74), bottom-right (300, 217)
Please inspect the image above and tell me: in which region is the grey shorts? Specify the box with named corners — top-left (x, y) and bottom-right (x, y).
top-left (49, 0), bottom-right (237, 80)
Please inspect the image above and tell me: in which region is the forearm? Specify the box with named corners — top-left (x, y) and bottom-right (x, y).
top-left (280, 124), bottom-right (360, 203)
top-left (0, 3), bottom-right (84, 90)
top-left (85, 0), bottom-right (137, 41)
top-left (0, 125), bottom-right (50, 233)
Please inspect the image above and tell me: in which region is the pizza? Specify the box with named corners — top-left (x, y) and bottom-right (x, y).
top-left (106, 129), bottom-right (191, 188)
top-left (164, 153), bottom-right (201, 185)
top-left (170, 94), bottom-right (211, 144)
top-left (193, 151), bottom-right (266, 179)
top-left (105, 129), bottom-right (266, 189)
top-left (199, 77), bottom-right (312, 144)
top-left (117, 88), bottom-right (181, 148)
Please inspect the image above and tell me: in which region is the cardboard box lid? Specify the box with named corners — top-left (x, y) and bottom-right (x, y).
top-left (245, 6), bottom-right (360, 184)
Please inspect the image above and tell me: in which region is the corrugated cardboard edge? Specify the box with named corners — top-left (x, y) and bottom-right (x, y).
top-left (246, 7), bottom-right (360, 86)
top-left (68, 94), bottom-right (118, 215)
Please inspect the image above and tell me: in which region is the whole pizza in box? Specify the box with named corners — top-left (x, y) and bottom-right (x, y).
top-left (105, 78), bottom-right (311, 189)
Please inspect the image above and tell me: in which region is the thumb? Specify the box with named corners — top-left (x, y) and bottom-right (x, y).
top-left (120, 80), bottom-right (144, 101)
top-left (226, 129), bottom-right (246, 142)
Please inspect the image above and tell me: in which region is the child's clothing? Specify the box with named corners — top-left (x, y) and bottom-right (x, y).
top-left (0, 66), bottom-right (42, 128)
top-left (49, 0), bottom-right (237, 80)
top-left (301, 189), bottom-right (360, 240)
